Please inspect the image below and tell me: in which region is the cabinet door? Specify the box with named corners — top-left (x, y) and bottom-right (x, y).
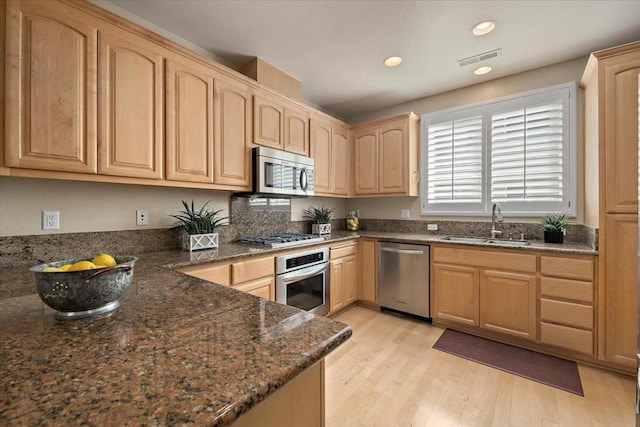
top-left (359, 239), bottom-right (377, 304)
top-left (603, 53), bottom-right (640, 214)
top-left (234, 276), bottom-right (274, 301)
top-left (98, 27), bottom-right (164, 179)
top-left (343, 255), bottom-right (358, 306)
top-left (5, 1), bottom-right (98, 173)
top-left (378, 120), bottom-right (407, 194)
top-left (354, 128), bottom-right (378, 194)
top-left (332, 124), bottom-right (350, 196)
top-left (283, 107), bottom-right (309, 155)
top-left (480, 270), bottom-right (537, 340)
top-left (310, 117), bottom-right (332, 195)
top-left (603, 214), bottom-right (638, 368)
top-left (214, 77), bottom-right (252, 188)
top-left (253, 94), bottom-right (283, 149)
top-left (330, 258), bottom-right (344, 314)
top-left (165, 56), bottom-right (214, 183)
top-left (432, 263), bottom-right (479, 326)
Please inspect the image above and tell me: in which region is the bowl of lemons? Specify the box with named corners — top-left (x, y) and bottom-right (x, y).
top-left (30, 253), bottom-right (137, 320)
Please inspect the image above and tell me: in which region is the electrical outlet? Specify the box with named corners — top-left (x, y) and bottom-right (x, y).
top-left (355, 209), bottom-right (360, 217)
top-left (42, 211), bottom-right (60, 230)
top-left (427, 223), bottom-right (438, 231)
top-left (400, 209), bottom-right (410, 219)
top-left (136, 209), bottom-right (149, 226)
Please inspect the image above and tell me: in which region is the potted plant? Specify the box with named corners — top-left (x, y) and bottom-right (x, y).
top-left (539, 213), bottom-right (570, 244)
top-left (170, 200), bottom-right (227, 251)
top-left (302, 206), bottom-right (333, 235)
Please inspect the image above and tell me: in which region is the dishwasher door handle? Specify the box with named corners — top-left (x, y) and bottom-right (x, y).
top-left (380, 247), bottom-right (425, 256)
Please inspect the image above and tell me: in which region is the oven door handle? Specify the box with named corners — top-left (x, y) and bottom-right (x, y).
top-left (280, 264), bottom-right (327, 284)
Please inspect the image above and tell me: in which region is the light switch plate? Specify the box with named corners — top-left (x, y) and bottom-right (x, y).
top-left (427, 223), bottom-right (438, 231)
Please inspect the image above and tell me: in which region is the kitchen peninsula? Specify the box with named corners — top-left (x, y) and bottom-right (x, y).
top-left (0, 251), bottom-right (352, 425)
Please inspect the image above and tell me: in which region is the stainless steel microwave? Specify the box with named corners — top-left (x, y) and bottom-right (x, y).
top-left (251, 147), bottom-right (314, 198)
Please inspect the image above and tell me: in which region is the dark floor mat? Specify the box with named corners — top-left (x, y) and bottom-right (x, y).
top-left (433, 329), bottom-right (583, 396)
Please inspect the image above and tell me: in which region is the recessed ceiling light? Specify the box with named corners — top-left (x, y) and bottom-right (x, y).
top-left (384, 56), bottom-right (403, 67)
top-left (474, 66), bottom-right (492, 75)
top-left (472, 20), bottom-right (496, 36)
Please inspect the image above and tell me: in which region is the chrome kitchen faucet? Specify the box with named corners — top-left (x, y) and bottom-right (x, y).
top-left (490, 203), bottom-right (503, 239)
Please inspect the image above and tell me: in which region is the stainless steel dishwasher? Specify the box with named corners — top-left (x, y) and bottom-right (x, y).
top-left (377, 241), bottom-right (430, 320)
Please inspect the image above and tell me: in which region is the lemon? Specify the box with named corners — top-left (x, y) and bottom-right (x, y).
top-left (92, 253), bottom-right (117, 267)
top-left (67, 260), bottom-right (97, 271)
top-left (59, 264), bottom-right (72, 271)
top-left (42, 266), bottom-right (62, 272)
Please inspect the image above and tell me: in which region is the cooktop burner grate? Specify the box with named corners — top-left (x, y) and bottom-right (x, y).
top-left (237, 233), bottom-right (326, 248)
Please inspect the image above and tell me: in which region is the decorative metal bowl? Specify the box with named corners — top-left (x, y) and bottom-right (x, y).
top-left (30, 256), bottom-right (137, 320)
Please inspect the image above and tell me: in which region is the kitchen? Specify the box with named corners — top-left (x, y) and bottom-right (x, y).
top-left (1, 0), bottom-right (639, 425)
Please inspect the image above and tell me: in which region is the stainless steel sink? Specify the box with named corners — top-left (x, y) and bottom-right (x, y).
top-left (441, 236), bottom-right (530, 247)
top-left (441, 236), bottom-right (488, 243)
top-left (485, 239), bottom-right (530, 247)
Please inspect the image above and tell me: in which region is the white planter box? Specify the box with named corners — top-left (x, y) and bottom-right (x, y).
top-left (312, 223), bottom-right (331, 235)
top-left (183, 233), bottom-right (219, 252)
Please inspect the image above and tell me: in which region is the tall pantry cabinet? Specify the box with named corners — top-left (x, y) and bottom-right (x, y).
top-left (581, 41), bottom-right (640, 372)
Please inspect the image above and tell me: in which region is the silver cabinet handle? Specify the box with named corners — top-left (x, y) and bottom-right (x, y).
top-left (281, 264), bottom-right (327, 283)
top-left (380, 247), bottom-right (425, 255)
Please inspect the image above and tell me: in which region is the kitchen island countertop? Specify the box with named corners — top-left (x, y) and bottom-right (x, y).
top-left (0, 252), bottom-right (352, 425)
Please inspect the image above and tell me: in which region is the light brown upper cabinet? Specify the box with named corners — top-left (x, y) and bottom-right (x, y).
top-left (283, 107), bottom-right (309, 156)
top-left (310, 115), bottom-right (350, 197)
top-left (352, 113), bottom-right (419, 196)
top-left (5, 0), bottom-right (98, 174)
top-left (98, 25), bottom-right (164, 179)
top-left (213, 77), bottom-right (252, 189)
top-left (253, 92), bottom-right (283, 149)
top-left (253, 89), bottom-right (310, 155)
top-left (165, 54), bottom-right (214, 183)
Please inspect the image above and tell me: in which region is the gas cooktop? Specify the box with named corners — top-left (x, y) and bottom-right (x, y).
top-left (236, 233), bottom-right (326, 248)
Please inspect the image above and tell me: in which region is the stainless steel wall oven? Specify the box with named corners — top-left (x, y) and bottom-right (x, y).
top-left (275, 247), bottom-right (329, 316)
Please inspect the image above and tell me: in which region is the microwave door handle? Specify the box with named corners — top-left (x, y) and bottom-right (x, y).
top-left (300, 168), bottom-right (308, 191)
top-left (281, 264), bottom-right (326, 283)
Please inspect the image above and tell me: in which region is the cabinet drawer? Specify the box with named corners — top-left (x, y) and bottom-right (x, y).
top-left (540, 322), bottom-right (593, 355)
top-left (433, 247), bottom-right (536, 273)
top-left (540, 277), bottom-right (593, 303)
top-left (233, 276), bottom-right (274, 300)
top-left (179, 263), bottom-right (231, 286)
top-left (540, 256), bottom-right (594, 281)
top-left (540, 298), bottom-right (593, 330)
top-left (232, 256), bottom-right (275, 284)
top-left (330, 243), bottom-right (357, 259)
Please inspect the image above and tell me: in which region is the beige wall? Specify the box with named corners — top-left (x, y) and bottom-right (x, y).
top-left (0, 176), bottom-right (347, 237)
top-left (346, 56), bottom-right (589, 224)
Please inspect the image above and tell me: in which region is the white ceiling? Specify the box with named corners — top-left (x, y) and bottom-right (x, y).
top-left (104, 0), bottom-right (640, 120)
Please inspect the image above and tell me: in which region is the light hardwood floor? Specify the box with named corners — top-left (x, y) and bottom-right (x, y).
top-left (325, 306), bottom-right (635, 427)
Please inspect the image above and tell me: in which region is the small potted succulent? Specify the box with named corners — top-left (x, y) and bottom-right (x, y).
top-left (170, 200), bottom-right (227, 251)
top-left (302, 205), bottom-right (333, 235)
top-left (539, 212), bottom-right (570, 244)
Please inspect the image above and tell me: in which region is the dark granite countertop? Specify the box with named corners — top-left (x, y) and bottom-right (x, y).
top-left (357, 231), bottom-right (597, 255)
top-left (0, 252), bottom-right (352, 426)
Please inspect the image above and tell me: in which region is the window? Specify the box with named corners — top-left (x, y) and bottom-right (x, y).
top-left (421, 82), bottom-right (576, 217)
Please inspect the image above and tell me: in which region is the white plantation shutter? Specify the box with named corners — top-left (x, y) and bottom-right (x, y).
top-left (427, 116), bottom-right (483, 203)
top-left (490, 102), bottom-right (564, 202)
top-left (421, 83), bottom-right (575, 216)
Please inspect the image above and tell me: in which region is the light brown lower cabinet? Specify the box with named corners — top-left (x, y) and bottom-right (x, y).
top-left (233, 361), bottom-right (324, 427)
top-left (432, 263), bottom-right (479, 327)
top-left (329, 242), bottom-right (358, 315)
top-left (178, 255), bottom-right (275, 301)
top-left (479, 270), bottom-right (536, 340)
top-left (359, 239), bottom-right (377, 305)
top-left (432, 246), bottom-right (538, 341)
